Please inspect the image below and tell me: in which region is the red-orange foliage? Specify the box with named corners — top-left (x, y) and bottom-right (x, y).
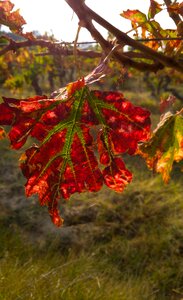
top-left (0, 79), bottom-right (151, 225)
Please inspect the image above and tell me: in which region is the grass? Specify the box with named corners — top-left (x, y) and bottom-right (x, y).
top-left (0, 225), bottom-right (166, 300)
top-left (0, 164), bottom-right (182, 299)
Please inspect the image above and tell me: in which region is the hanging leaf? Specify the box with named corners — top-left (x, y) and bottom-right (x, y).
top-left (138, 111), bottom-right (183, 183)
top-left (148, 0), bottom-right (162, 19)
top-left (0, 79), bottom-right (151, 226)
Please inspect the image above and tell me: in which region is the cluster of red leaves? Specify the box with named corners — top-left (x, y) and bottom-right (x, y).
top-left (0, 79), bottom-right (151, 226)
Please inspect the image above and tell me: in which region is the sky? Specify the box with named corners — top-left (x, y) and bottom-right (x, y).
top-left (9, 0), bottom-right (175, 42)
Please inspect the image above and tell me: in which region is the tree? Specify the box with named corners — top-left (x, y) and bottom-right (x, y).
top-left (0, 0), bottom-right (182, 226)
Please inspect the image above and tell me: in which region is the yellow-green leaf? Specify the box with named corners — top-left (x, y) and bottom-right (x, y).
top-left (120, 9), bottom-right (147, 24)
top-left (138, 112), bottom-right (183, 183)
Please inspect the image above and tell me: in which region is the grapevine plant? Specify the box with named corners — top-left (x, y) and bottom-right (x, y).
top-left (0, 0), bottom-right (182, 226)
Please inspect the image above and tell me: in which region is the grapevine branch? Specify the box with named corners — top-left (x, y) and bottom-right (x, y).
top-left (66, 0), bottom-right (183, 73)
top-left (1, 35), bottom-right (180, 72)
top-left (76, 17), bottom-right (163, 72)
top-left (0, 0), bottom-right (183, 72)
top-left (22, 37), bottom-right (183, 46)
top-left (0, 36), bottom-right (101, 58)
top-left (1, 36), bottom-right (182, 62)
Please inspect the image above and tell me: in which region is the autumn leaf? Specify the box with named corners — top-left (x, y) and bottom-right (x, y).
top-left (148, 0), bottom-right (162, 19)
top-left (120, 8), bottom-right (163, 42)
top-left (177, 21), bottom-right (183, 37)
top-left (120, 4), bottom-right (181, 52)
top-left (0, 0), bottom-right (26, 33)
top-left (138, 111), bottom-right (183, 183)
top-left (168, 2), bottom-right (183, 17)
top-left (120, 9), bottom-right (147, 24)
top-left (165, 39), bottom-right (182, 55)
top-left (0, 127), bottom-right (5, 139)
top-left (0, 95), bottom-right (55, 149)
top-left (0, 79), bottom-right (151, 226)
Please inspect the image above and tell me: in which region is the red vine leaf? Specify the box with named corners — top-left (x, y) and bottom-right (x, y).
top-left (103, 158), bottom-right (132, 192)
top-left (0, 79), bottom-right (151, 226)
top-left (137, 111), bottom-right (183, 183)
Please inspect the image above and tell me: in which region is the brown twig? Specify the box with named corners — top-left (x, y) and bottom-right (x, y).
top-left (1, 35), bottom-right (182, 73)
top-left (0, 36), bottom-right (157, 67)
top-left (0, 36), bottom-right (101, 58)
top-left (5, 37), bottom-right (178, 47)
top-left (64, 4), bottom-right (163, 72)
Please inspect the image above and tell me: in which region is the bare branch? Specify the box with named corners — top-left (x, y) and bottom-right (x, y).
top-left (1, 34), bottom-right (182, 73)
top-left (0, 36), bottom-right (101, 58)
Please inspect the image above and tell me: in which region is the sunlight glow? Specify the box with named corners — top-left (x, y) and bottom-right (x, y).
top-left (10, 0), bottom-right (175, 42)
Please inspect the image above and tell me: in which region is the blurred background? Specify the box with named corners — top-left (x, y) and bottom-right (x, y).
top-left (0, 2), bottom-right (183, 298)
